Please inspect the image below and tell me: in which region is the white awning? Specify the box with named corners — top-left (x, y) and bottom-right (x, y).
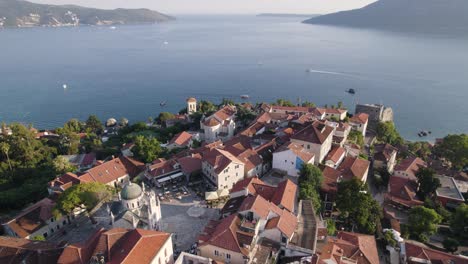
top-left (170, 172), bottom-right (184, 179)
top-left (205, 191), bottom-right (218, 201)
top-left (157, 176), bottom-right (172, 183)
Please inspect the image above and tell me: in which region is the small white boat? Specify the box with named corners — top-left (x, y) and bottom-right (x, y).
top-left (110, 26), bottom-right (116, 30)
top-left (163, 41), bottom-right (169, 45)
top-left (63, 84), bottom-right (68, 89)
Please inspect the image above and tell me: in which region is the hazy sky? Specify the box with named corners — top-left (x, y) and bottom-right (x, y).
top-left (29, 0), bottom-right (376, 14)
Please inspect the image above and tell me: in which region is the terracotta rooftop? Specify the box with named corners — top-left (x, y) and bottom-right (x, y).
top-left (49, 172), bottom-right (81, 190)
top-left (275, 142), bottom-right (315, 163)
top-left (79, 156), bottom-right (145, 184)
top-left (373, 143), bottom-right (398, 162)
top-left (187, 97), bottom-right (197, 103)
top-left (325, 146), bottom-right (346, 164)
top-left (404, 241), bottom-right (467, 264)
top-left (169, 131), bottom-right (193, 147)
top-left (320, 231), bottom-right (379, 264)
top-left (291, 121), bottom-right (334, 145)
top-left (386, 176), bottom-right (424, 208)
top-left (271, 179), bottom-right (297, 212)
top-left (349, 113), bottom-right (369, 124)
top-left (394, 157), bottom-right (427, 175)
top-left (0, 236), bottom-right (63, 264)
top-left (337, 156), bottom-right (370, 181)
top-left (147, 158), bottom-right (179, 178)
top-left (4, 198), bottom-right (55, 238)
top-left (61, 228), bottom-right (171, 264)
top-left (321, 166), bottom-right (342, 194)
top-left (203, 149), bottom-right (244, 174)
top-left (198, 214), bottom-right (250, 256)
top-left (177, 154), bottom-right (202, 175)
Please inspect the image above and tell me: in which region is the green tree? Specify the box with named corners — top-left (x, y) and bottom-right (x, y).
top-left (299, 164), bottom-right (323, 190)
top-left (220, 98), bottom-right (235, 106)
top-left (337, 101), bottom-right (344, 109)
top-left (416, 168), bottom-right (440, 199)
top-left (31, 235), bottom-right (46, 241)
top-left (434, 134), bottom-right (468, 170)
top-left (199, 100), bottom-right (217, 114)
top-left (52, 156), bottom-right (77, 175)
top-left (336, 178), bottom-right (382, 234)
top-left (298, 164), bottom-right (323, 211)
top-left (384, 230), bottom-right (397, 248)
top-left (376, 122), bottom-right (403, 145)
top-left (158, 112), bottom-right (175, 124)
top-left (236, 106), bottom-right (256, 126)
top-left (408, 141), bottom-right (432, 160)
top-left (450, 204), bottom-right (468, 240)
top-left (63, 119), bottom-right (82, 133)
top-left (85, 115), bottom-right (104, 135)
top-left (442, 238), bottom-right (459, 253)
top-left (133, 135), bottom-right (162, 163)
top-left (326, 219), bottom-right (336, 236)
top-left (54, 182), bottom-right (113, 217)
top-left (348, 130), bottom-right (364, 148)
top-left (0, 142), bottom-right (13, 171)
top-left (407, 206), bottom-right (442, 242)
top-left (56, 127), bottom-right (80, 155)
top-left (301, 101), bottom-right (316, 107)
top-left (120, 117), bottom-right (129, 127)
top-left (273, 98), bottom-right (295, 107)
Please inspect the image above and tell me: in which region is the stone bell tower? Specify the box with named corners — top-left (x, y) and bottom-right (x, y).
top-left (187, 97), bottom-right (197, 114)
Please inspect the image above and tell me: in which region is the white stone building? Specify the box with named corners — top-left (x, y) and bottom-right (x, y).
top-left (200, 105), bottom-right (236, 142)
top-left (272, 142), bottom-right (315, 177)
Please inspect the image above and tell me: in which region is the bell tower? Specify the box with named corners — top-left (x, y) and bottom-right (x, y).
top-left (187, 97), bottom-right (197, 114)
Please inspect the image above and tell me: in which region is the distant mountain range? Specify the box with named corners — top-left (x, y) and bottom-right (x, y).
top-left (257, 13), bottom-right (320, 18)
top-left (303, 0), bottom-right (468, 35)
top-left (0, 0), bottom-right (173, 28)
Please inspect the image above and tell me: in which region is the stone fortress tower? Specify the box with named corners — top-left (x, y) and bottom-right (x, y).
top-left (187, 97), bottom-right (197, 114)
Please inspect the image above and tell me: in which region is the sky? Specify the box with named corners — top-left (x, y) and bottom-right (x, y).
top-left (29, 0), bottom-right (377, 15)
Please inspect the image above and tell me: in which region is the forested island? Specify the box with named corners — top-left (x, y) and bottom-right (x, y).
top-left (0, 0), bottom-right (173, 28)
top-left (303, 0), bottom-right (468, 35)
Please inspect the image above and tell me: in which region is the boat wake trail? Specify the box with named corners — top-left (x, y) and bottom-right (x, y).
top-left (306, 69), bottom-right (360, 79)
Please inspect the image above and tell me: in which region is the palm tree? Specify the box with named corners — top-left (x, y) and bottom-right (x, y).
top-left (0, 142), bottom-right (13, 171)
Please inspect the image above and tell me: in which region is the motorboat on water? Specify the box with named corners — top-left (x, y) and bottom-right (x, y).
top-left (346, 88), bottom-right (356, 95)
top-left (240, 95), bottom-right (250, 99)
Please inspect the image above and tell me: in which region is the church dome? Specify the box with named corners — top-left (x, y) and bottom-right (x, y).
top-left (187, 97), bottom-right (197, 103)
top-left (121, 183), bottom-right (143, 200)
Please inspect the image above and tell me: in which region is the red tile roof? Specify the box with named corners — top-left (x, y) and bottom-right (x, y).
top-left (349, 113), bottom-right (369, 124)
top-left (404, 242), bottom-right (467, 264)
top-left (373, 144), bottom-right (398, 162)
top-left (320, 231), bottom-right (379, 264)
top-left (394, 157), bottom-right (427, 175)
top-left (337, 157), bottom-right (370, 181)
top-left (4, 198), bottom-right (55, 238)
top-left (199, 214), bottom-right (250, 256)
top-left (275, 142), bottom-right (315, 163)
top-left (291, 121), bottom-right (334, 145)
top-left (61, 228), bottom-right (171, 264)
top-left (79, 156), bottom-right (144, 184)
top-left (49, 172), bottom-right (82, 190)
top-left (386, 176), bottom-right (423, 208)
top-left (58, 228), bottom-right (105, 264)
top-left (204, 149), bottom-right (244, 174)
top-left (230, 177), bottom-right (297, 212)
top-left (178, 154), bottom-right (202, 174)
top-left (264, 209), bottom-right (298, 238)
top-left (169, 131), bottom-right (193, 147)
top-left (147, 159), bottom-right (179, 178)
top-left (271, 179), bottom-right (297, 212)
top-left (0, 236), bottom-right (63, 264)
top-left (325, 146), bottom-right (346, 164)
top-left (321, 166), bottom-right (342, 194)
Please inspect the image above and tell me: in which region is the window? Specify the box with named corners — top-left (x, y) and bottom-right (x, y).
top-left (50, 218), bottom-right (54, 222)
top-left (214, 250), bottom-right (219, 256)
top-left (227, 254), bottom-right (231, 259)
top-left (285, 160), bottom-right (287, 163)
top-left (165, 249), bottom-right (167, 257)
top-left (307, 145), bottom-right (310, 149)
top-left (43, 232), bottom-right (48, 238)
top-left (137, 201), bottom-right (140, 207)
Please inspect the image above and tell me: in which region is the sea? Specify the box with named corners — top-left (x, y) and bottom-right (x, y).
top-left (0, 15), bottom-right (467, 141)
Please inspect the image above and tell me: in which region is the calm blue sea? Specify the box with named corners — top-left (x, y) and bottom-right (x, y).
top-left (0, 15), bottom-right (467, 141)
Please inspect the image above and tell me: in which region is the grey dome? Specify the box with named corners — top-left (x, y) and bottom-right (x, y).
top-left (121, 183), bottom-right (142, 200)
